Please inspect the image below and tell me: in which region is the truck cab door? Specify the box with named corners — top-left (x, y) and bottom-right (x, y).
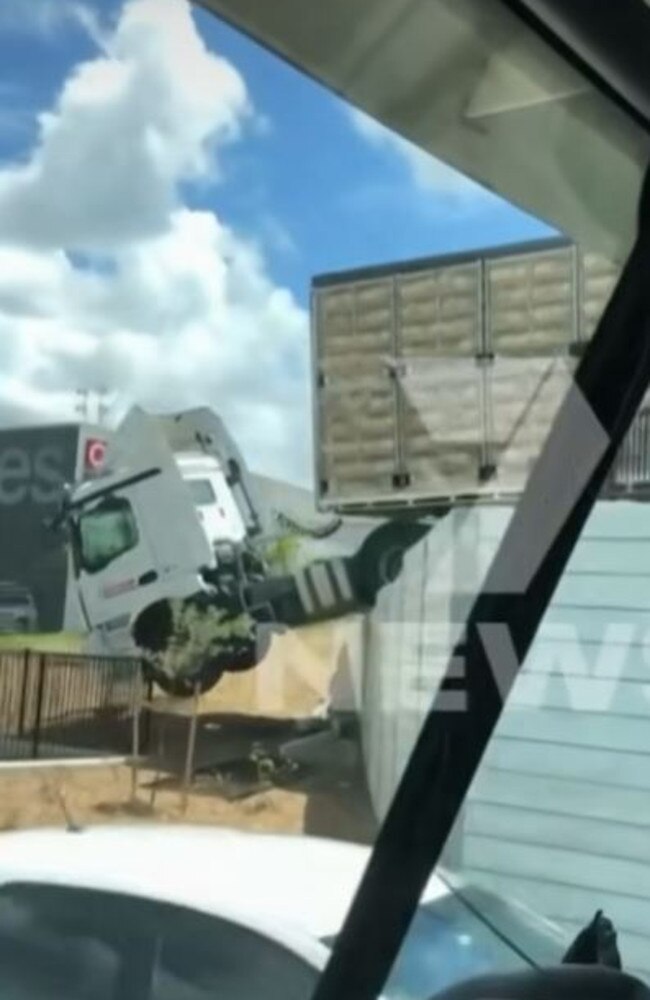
top-left (74, 485), bottom-right (159, 651)
top-left (74, 461), bottom-right (211, 653)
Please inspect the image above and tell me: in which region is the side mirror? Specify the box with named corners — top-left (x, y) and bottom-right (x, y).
top-left (42, 481), bottom-right (73, 536)
top-left (226, 458), bottom-right (241, 486)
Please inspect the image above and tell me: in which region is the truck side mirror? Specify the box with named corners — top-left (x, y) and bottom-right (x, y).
top-left (225, 458), bottom-right (241, 486)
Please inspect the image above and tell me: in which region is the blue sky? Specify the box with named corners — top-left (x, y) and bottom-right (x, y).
top-left (0, 0), bottom-right (556, 480)
top-left (0, 0), bottom-right (555, 307)
top-left (190, 8), bottom-right (557, 305)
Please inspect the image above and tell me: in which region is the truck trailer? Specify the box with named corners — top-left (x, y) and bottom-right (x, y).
top-left (311, 236), bottom-right (637, 515)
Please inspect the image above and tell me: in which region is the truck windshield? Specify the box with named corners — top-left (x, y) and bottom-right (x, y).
top-left (187, 478), bottom-right (217, 507)
top-left (78, 498), bottom-right (140, 574)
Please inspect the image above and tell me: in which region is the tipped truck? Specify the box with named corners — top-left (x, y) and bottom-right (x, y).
top-left (55, 406), bottom-right (431, 695)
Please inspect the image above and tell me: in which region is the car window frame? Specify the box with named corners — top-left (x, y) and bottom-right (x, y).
top-left (0, 880), bottom-right (322, 1000)
top-left (77, 494), bottom-right (140, 574)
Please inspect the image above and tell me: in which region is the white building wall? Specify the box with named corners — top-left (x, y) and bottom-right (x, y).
top-left (355, 499), bottom-right (650, 983)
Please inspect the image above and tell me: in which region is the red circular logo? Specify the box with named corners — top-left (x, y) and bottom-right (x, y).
top-left (85, 438), bottom-right (107, 470)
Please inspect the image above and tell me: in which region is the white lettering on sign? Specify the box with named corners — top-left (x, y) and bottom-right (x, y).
top-left (0, 446), bottom-right (64, 506)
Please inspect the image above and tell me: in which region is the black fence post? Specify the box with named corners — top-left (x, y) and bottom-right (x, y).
top-left (31, 654), bottom-right (47, 760)
top-left (142, 668), bottom-right (153, 753)
top-left (17, 649), bottom-right (30, 738)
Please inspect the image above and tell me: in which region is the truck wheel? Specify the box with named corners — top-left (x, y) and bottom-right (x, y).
top-left (133, 596), bottom-right (264, 695)
top-left (132, 600), bottom-right (172, 653)
top-left (222, 629), bottom-right (270, 673)
top-left (221, 638), bottom-right (257, 674)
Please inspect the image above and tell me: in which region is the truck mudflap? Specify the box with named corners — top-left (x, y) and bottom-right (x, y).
top-left (133, 518), bottom-right (436, 697)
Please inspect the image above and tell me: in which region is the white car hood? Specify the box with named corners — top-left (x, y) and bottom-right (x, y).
top-left (0, 825), bottom-right (445, 943)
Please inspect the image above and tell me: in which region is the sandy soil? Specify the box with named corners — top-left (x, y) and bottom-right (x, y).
top-left (0, 753), bottom-right (376, 844)
top-left (196, 619), bottom-right (346, 717)
top-left (0, 620), bottom-right (377, 845)
top-left (0, 763), bottom-right (308, 834)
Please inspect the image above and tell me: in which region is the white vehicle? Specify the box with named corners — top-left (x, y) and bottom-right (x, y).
top-left (0, 581), bottom-right (38, 634)
top-left (177, 452), bottom-right (249, 550)
top-left (58, 407), bottom-right (258, 652)
top-left (56, 405), bottom-right (429, 695)
top-left (0, 825), bottom-right (567, 1000)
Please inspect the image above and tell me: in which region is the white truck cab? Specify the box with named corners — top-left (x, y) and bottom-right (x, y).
top-left (63, 406), bottom-right (265, 658)
top-left (59, 405), bottom-right (416, 692)
top-left (176, 452), bottom-right (248, 550)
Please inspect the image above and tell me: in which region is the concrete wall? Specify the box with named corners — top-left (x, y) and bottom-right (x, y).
top-left (356, 499), bottom-right (650, 983)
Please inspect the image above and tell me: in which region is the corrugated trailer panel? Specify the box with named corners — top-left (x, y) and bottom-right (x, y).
top-left (581, 252), bottom-right (620, 339)
top-left (399, 359), bottom-right (484, 495)
top-left (483, 247), bottom-right (577, 490)
top-left (486, 247), bottom-right (576, 356)
top-left (316, 276), bottom-right (400, 498)
top-left (396, 262), bottom-right (483, 495)
top-left (318, 375), bottom-right (397, 498)
top-left (317, 280), bottom-right (393, 375)
top-left (313, 240), bottom-right (631, 511)
top-left (397, 262), bottom-right (480, 356)
top-left (487, 357), bottom-right (574, 491)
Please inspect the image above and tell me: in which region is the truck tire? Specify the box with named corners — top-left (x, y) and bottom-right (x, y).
top-left (222, 626), bottom-right (273, 673)
top-left (133, 596), bottom-right (265, 695)
top-left (221, 637), bottom-right (258, 674)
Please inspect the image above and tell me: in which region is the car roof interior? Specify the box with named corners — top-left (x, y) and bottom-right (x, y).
top-left (196, 0), bottom-right (650, 262)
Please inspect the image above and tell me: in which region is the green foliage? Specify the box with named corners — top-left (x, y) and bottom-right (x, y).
top-left (264, 533), bottom-right (301, 573)
top-left (0, 632), bottom-right (83, 653)
top-left (150, 600), bottom-right (253, 681)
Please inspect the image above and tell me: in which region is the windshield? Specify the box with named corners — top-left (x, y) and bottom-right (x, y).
top-left (0, 2), bottom-right (648, 1000)
top-left (77, 497), bottom-right (140, 574)
top-left (187, 478), bottom-right (218, 507)
top-left (324, 879), bottom-right (568, 1000)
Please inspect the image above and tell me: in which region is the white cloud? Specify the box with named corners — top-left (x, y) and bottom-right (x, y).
top-left (0, 0), bottom-right (311, 484)
top-left (0, 0), bottom-right (251, 250)
top-left (0, 213), bottom-right (310, 479)
top-left (348, 107), bottom-right (489, 204)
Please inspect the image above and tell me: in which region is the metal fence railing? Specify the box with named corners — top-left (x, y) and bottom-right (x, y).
top-left (0, 650), bottom-right (148, 761)
top-left (611, 407), bottom-right (650, 489)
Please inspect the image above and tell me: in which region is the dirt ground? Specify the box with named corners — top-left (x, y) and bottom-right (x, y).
top-left (0, 621), bottom-right (377, 845)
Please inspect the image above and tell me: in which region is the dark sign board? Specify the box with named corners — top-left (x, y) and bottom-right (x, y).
top-left (0, 425), bottom-right (80, 632)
